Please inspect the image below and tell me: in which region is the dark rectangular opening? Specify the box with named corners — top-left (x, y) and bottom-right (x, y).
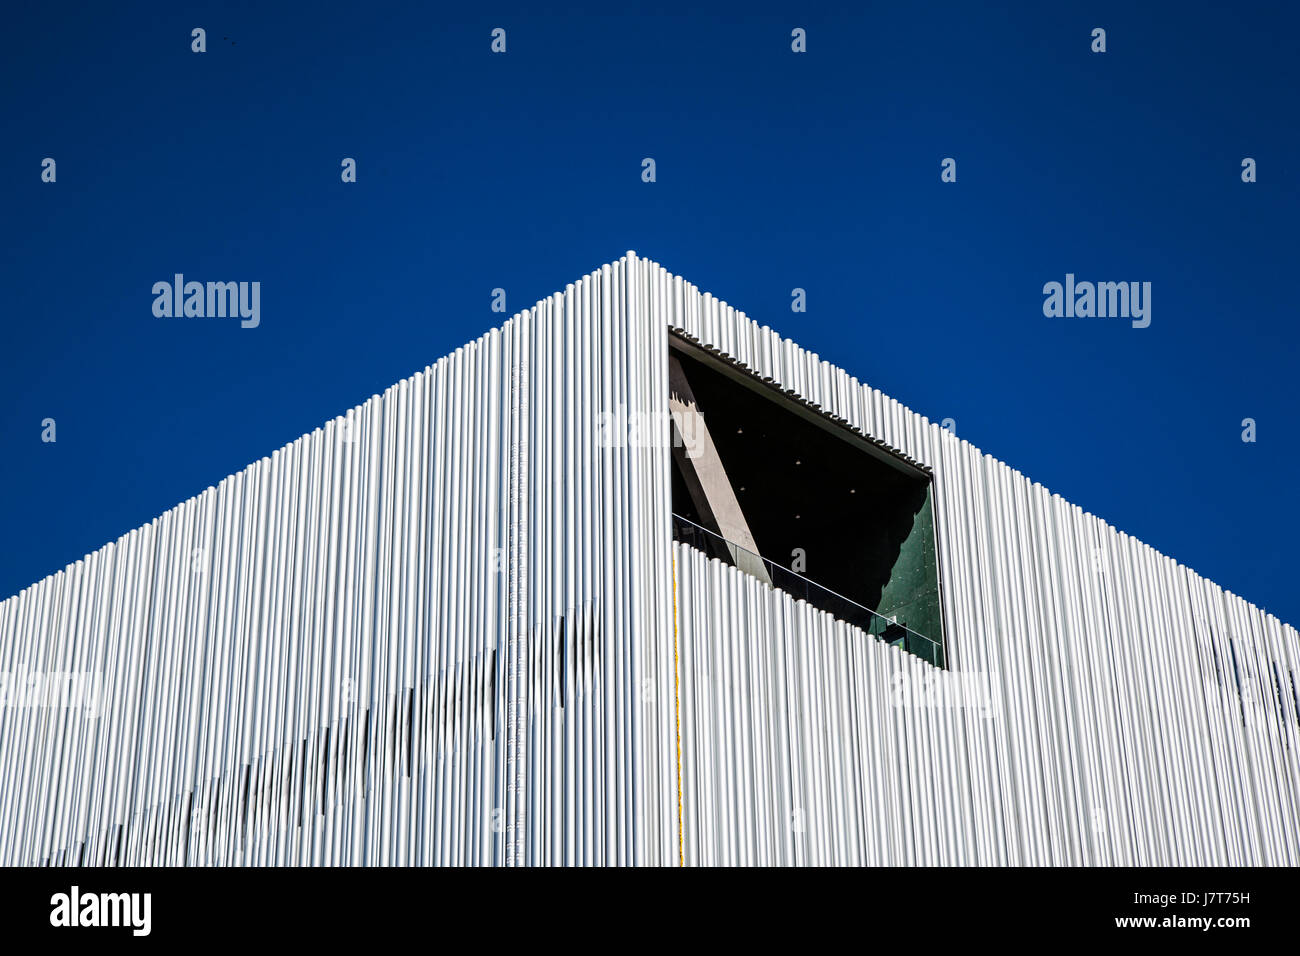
top-left (668, 335), bottom-right (946, 667)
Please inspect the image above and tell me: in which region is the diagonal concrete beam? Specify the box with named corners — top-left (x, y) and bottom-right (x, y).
top-left (668, 354), bottom-right (771, 584)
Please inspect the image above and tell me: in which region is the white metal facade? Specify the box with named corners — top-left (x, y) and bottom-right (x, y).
top-left (1, 252), bottom-right (1297, 866)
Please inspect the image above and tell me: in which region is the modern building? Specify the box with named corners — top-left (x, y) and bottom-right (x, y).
top-left (1, 252), bottom-right (1297, 866)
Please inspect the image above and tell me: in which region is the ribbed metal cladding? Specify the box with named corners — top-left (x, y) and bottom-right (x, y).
top-left (0, 253), bottom-right (676, 866)
top-left (1, 251), bottom-right (1297, 866)
top-left (662, 260), bottom-right (1300, 866)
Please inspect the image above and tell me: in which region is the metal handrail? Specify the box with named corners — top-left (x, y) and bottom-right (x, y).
top-left (670, 512), bottom-right (944, 667)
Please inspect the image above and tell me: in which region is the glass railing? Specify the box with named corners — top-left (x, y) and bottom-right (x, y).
top-left (671, 513), bottom-right (944, 668)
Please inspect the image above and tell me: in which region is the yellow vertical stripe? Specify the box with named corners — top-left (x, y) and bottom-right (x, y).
top-left (672, 551), bottom-right (684, 867)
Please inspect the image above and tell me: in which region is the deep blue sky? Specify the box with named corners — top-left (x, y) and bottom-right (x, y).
top-left (3, 2), bottom-right (1297, 625)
